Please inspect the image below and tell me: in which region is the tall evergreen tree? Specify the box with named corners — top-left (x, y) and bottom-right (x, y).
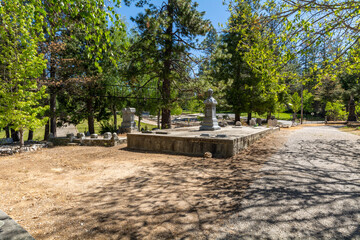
top-left (126, 0), bottom-right (211, 128)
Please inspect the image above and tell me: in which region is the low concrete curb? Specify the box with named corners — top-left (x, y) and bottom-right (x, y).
top-left (0, 210), bottom-right (34, 240)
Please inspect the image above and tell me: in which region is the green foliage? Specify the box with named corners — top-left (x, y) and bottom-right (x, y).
top-left (325, 101), bottom-right (347, 121)
top-left (303, 89), bottom-right (314, 113)
top-left (127, 0), bottom-right (211, 128)
top-left (289, 92), bottom-right (301, 118)
top-left (99, 120), bottom-right (118, 134)
top-left (0, 0), bottom-right (49, 144)
top-left (171, 103), bottom-right (183, 116)
top-left (208, 0), bottom-right (287, 118)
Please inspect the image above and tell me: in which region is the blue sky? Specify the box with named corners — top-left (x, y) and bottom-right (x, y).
top-left (114, 0), bottom-right (230, 32)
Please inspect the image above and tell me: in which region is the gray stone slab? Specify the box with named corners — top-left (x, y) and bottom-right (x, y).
top-left (0, 210), bottom-right (34, 240)
top-left (127, 126), bottom-right (279, 158)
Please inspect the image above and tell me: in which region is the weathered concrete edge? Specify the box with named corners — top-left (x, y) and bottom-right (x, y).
top-left (127, 127), bottom-right (279, 158)
top-left (49, 137), bottom-right (127, 147)
top-left (0, 210), bottom-right (34, 240)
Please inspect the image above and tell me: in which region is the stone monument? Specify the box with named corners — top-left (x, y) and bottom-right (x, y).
top-left (121, 107), bottom-right (136, 133)
top-left (200, 89), bottom-right (221, 131)
top-left (249, 119), bottom-right (256, 126)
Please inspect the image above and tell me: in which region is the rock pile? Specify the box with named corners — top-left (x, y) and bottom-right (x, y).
top-left (0, 142), bottom-right (48, 156)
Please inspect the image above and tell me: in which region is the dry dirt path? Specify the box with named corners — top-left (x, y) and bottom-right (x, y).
top-left (0, 128), bottom-right (291, 240)
top-left (212, 126), bottom-right (360, 239)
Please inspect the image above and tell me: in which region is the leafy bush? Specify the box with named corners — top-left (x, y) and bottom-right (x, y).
top-left (99, 120), bottom-right (117, 134)
top-left (325, 101), bottom-right (347, 121)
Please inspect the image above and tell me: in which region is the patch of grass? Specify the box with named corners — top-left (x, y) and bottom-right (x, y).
top-left (340, 126), bottom-right (360, 136)
top-left (0, 126), bottom-right (45, 141)
top-left (135, 121), bottom-right (157, 130)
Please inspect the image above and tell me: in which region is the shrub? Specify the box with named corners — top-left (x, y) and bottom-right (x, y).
top-left (99, 120), bottom-right (117, 134)
top-left (325, 101), bottom-right (347, 121)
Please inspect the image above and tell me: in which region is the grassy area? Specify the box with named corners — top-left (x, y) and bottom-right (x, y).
top-left (0, 126), bottom-right (45, 141)
top-left (341, 126), bottom-right (360, 136)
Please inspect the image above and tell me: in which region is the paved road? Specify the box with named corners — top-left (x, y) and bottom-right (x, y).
top-left (212, 126), bottom-right (360, 239)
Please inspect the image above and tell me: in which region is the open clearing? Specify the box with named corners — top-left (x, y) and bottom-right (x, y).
top-left (0, 129), bottom-right (290, 239)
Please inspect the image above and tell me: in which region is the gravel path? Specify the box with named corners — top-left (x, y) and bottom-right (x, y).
top-left (212, 126), bottom-right (360, 239)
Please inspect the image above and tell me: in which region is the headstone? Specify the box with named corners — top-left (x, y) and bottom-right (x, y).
top-left (249, 119), bottom-right (256, 126)
top-left (216, 134), bottom-right (228, 138)
top-left (103, 132), bottom-right (112, 139)
top-left (219, 121), bottom-right (228, 127)
top-left (66, 133), bottom-right (74, 138)
top-left (256, 118), bottom-right (262, 126)
top-left (90, 134), bottom-right (98, 139)
top-left (200, 89), bottom-right (221, 131)
top-left (200, 133), bottom-right (211, 137)
top-left (121, 107), bottom-right (136, 133)
top-left (223, 114), bottom-right (230, 120)
top-left (235, 121), bottom-right (242, 126)
top-left (111, 133), bottom-right (119, 140)
top-left (268, 119), bottom-right (278, 127)
top-left (155, 131), bottom-right (169, 135)
top-left (77, 133), bottom-right (85, 139)
top-left (348, 97), bottom-right (357, 122)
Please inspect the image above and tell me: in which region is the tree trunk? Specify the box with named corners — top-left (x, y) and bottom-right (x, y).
top-left (247, 112), bottom-right (252, 125)
top-left (157, 109), bottom-right (160, 129)
top-left (44, 120), bottom-right (50, 141)
top-left (112, 105), bottom-right (117, 130)
top-left (161, 0), bottom-right (174, 129)
top-left (5, 126), bottom-right (10, 138)
top-left (11, 129), bottom-right (20, 142)
top-left (19, 128), bottom-right (24, 147)
top-left (301, 87), bottom-right (304, 124)
top-left (86, 97), bottom-right (95, 134)
top-left (138, 115), bottom-right (141, 131)
top-left (49, 89), bottom-right (57, 137)
top-left (267, 111), bottom-right (271, 121)
top-left (28, 130), bottom-right (33, 141)
top-left (235, 113), bottom-right (240, 122)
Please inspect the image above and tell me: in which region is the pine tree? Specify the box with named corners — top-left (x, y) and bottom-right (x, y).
top-left (126, 0), bottom-right (211, 128)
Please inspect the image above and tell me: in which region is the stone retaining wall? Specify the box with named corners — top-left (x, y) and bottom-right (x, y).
top-left (127, 127), bottom-right (279, 158)
top-left (49, 137), bottom-right (126, 147)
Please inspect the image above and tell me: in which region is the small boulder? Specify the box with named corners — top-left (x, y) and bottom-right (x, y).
top-left (219, 121), bottom-right (228, 127)
top-left (235, 121), bottom-right (242, 126)
top-left (204, 152), bottom-right (212, 158)
top-left (111, 133), bottom-right (119, 140)
top-left (103, 132), bottom-right (112, 139)
top-left (77, 133), bottom-right (85, 139)
top-left (66, 133), bottom-right (74, 138)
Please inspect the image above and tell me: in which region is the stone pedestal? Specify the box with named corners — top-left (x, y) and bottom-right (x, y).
top-left (200, 89), bottom-right (221, 131)
top-left (121, 108), bottom-right (136, 133)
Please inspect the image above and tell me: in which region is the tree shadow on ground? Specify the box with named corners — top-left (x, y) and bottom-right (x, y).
top-left (36, 134), bottom-right (285, 240)
top-left (215, 138), bottom-right (360, 239)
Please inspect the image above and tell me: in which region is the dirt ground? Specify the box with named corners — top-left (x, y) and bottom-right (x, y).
top-left (0, 129), bottom-right (292, 240)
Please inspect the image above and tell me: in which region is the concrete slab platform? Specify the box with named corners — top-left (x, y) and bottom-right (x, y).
top-left (127, 126), bottom-right (279, 158)
top-left (0, 210), bottom-right (34, 240)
